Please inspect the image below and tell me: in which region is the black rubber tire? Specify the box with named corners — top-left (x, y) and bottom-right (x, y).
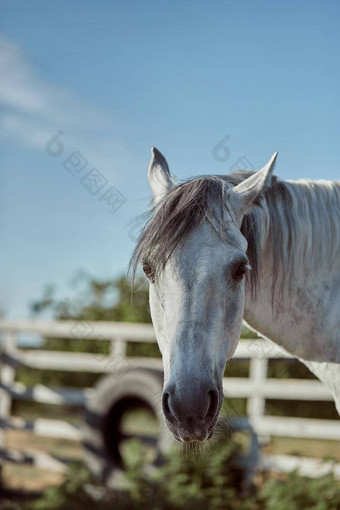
top-left (83, 367), bottom-right (170, 487)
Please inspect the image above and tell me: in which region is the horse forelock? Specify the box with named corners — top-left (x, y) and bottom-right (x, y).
top-left (130, 171), bottom-right (340, 310)
top-left (129, 172), bottom-right (260, 291)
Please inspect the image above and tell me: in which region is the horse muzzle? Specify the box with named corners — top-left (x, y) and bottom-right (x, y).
top-left (162, 381), bottom-right (223, 442)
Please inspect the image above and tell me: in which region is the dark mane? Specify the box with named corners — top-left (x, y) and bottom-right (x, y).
top-left (129, 171), bottom-right (292, 300)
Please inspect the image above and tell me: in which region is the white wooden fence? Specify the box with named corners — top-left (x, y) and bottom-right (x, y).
top-left (0, 319), bottom-right (339, 476)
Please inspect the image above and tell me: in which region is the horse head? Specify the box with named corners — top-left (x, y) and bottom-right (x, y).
top-left (132, 148), bottom-right (277, 443)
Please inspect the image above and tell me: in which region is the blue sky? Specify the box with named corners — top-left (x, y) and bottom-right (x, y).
top-left (1, 0), bottom-right (339, 318)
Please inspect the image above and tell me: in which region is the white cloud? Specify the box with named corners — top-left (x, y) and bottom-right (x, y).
top-left (0, 34), bottom-right (128, 177)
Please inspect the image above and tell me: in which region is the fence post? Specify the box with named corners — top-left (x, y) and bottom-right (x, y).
top-left (110, 337), bottom-right (127, 358)
top-left (247, 357), bottom-right (268, 423)
top-left (0, 331), bottom-right (17, 450)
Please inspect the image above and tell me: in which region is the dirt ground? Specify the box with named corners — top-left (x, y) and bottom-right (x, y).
top-left (2, 430), bottom-right (83, 491)
top-left (262, 436), bottom-right (340, 461)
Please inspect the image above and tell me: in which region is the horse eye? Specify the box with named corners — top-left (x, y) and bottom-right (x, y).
top-left (142, 262), bottom-right (153, 277)
top-left (233, 263), bottom-right (248, 281)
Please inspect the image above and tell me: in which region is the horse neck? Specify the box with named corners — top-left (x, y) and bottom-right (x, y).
top-left (243, 179), bottom-right (340, 360)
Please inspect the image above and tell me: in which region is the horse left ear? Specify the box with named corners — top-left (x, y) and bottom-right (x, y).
top-left (148, 147), bottom-right (176, 203)
top-left (229, 152), bottom-right (278, 218)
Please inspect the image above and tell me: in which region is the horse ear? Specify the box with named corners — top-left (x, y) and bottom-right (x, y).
top-left (148, 147), bottom-right (175, 203)
top-left (229, 152), bottom-right (278, 219)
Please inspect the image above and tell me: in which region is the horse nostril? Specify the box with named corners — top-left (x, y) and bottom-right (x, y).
top-left (205, 388), bottom-right (219, 420)
top-left (162, 391), bottom-right (170, 415)
top-left (162, 389), bottom-right (177, 423)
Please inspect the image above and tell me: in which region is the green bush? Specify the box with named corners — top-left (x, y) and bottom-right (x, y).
top-left (28, 438), bottom-right (243, 510)
top-left (122, 438), bottom-right (243, 510)
top-left (256, 470), bottom-right (340, 510)
top-left (27, 439), bottom-right (340, 510)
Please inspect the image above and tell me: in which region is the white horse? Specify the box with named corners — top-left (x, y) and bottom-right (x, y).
top-left (131, 148), bottom-right (340, 443)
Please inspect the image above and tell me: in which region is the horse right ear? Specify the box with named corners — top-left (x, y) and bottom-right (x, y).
top-left (228, 152), bottom-right (278, 221)
top-left (148, 147), bottom-right (175, 203)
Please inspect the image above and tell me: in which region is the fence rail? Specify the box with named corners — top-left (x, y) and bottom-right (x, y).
top-left (0, 319), bottom-right (339, 474)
